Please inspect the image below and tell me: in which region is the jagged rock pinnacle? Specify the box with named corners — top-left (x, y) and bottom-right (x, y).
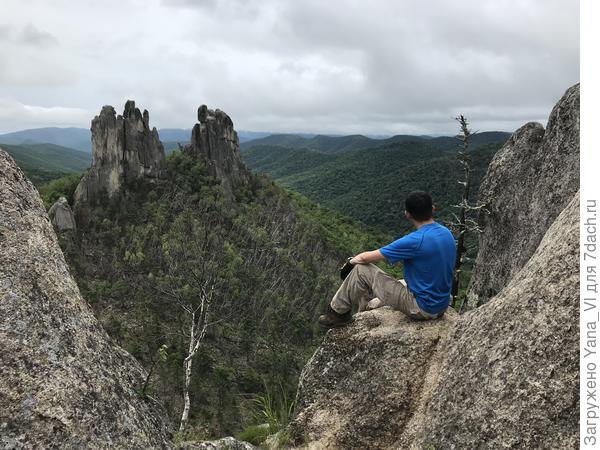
top-left (188, 104), bottom-right (249, 199)
top-left (73, 100), bottom-right (167, 208)
top-left (198, 104), bottom-right (208, 123)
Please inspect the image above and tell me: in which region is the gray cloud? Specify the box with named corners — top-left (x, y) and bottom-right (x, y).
top-left (19, 24), bottom-right (58, 47)
top-left (0, 0), bottom-right (579, 135)
top-left (0, 23), bottom-right (58, 47)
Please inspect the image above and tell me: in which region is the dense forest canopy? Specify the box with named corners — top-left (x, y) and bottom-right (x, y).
top-left (242, 139), bottom-right (506, 237)
top-left (42, 150), bottom-right (395, 439)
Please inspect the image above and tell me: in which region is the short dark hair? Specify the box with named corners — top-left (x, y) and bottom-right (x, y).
top-left (405, 191), bottom-right (433, 221)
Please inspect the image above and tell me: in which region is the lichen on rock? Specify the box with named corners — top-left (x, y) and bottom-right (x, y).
top-left (288, 308), bottom-right (457, 449)
top-left (466, 83), bottom-right (580, 308)
top-left (175, 437), bottom-right (256, 450)
top-left (0, 148), bottom-right (171, 449)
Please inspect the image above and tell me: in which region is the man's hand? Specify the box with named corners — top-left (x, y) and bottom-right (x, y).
top-left (350, 250), bottom-right (385, 265)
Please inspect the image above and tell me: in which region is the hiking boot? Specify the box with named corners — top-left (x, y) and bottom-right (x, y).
top-left (318, 305), bottom-right (352, 328)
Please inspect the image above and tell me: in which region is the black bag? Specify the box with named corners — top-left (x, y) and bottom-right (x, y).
top-left (340, 257), bottom-right (355, 280)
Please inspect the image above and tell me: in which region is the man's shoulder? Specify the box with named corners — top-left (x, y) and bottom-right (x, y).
top-left (431, 221), bottom-right (452, 233)
top-left (385, 230), bottom-right (421, 247)
top-left (424, 222), bottom-right (455, 242)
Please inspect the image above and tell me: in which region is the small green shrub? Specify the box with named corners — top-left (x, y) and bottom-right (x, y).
top-left (237, 424), bottom-right (270, 446)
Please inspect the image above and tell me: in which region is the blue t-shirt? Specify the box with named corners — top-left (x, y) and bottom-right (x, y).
top-left (379, 222), bottom-right (456, 314)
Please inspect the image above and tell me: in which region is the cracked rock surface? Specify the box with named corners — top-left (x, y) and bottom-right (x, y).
top-left (0, 148), bottom-right (171, 449)
top-left (467, 83), bottom-right (579, 308)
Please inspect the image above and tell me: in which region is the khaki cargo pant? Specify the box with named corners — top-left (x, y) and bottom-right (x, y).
top-left (330, 263), bottom-right (443, 320)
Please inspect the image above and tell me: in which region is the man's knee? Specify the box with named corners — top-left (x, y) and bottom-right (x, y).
top-left (352, 263), bottom-right (380, 288)
top-left (355, 263), bottom-right (379, 276)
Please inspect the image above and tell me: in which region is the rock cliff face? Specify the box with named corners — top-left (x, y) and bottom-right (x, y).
top-left (419, 192), bottom-right (579, 450)
top-left (289, 85), bottom-right (579, 449)
top-left (187, 105), bottom-right (249, 198)
top-left (288, 309), bottom-right (457, 449)
top-left (48, 196), bottom-right (76, 231)
top-left (466, 83), bottom-right (579, 308)
top-left (0, 149), bottom-right (170, 449)
top-left (73, 100), bottom-right (166, 207)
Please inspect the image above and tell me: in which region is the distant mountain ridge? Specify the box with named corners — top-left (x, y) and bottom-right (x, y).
top-left (0, 142), bottom-right (91, 185)
top-left (0, 126), bottom-right (511, 196)
top-left (240, 131), bottom-right (511, 154)
top-left (0, 127), bottom-right (93, 152)
top-left (0, 127), bottom-right (276, 153)
top-left (241, 135), bottom-right (510, 236)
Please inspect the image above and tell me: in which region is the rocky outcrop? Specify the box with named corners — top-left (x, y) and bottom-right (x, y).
top-left (289, 192), bottom-right (579, 450)
top-left (175, 437), bottom-right (256, 450)
top-left (466, 83), bottom-right (579, 308)
top-left (0, 148), bottom-right (170, 448)
top-left (48, 196), bottom-right (76, 231)
top-left (420, 192), bottom-right (579, 449)
top-left (288, 308), bottom-right (457, 449)
top-left (73, 100), bottom-right (166, 207)
top-left (187, 105), bottom-right (249, 198)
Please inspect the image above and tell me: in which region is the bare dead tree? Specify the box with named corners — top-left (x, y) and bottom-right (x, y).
top-left (449, 116), bottom-right (486, 310)
top-left (179, 278), bottom-right (215, 433)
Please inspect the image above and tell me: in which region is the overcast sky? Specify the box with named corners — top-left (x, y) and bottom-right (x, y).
top-left (0, 0), bottom-right (579, 135)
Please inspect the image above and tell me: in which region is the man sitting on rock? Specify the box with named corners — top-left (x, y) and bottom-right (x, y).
top-left (318, 191), bottom-right (456, 328)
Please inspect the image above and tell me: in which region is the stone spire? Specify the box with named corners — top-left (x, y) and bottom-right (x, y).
top-left (73, 100), bottom-right (167, 207)
top-left (187, 105), bottom-right (249, 198)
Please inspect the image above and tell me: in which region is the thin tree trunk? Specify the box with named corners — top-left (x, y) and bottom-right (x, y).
top-left (179, 314), bottom-right (196, 433)
top-left (179, 358), bottom-right (193, 432)
top-left (451, 115), bottom-right (471, 308)
top-left (451, 174), bottom-right (470, 305)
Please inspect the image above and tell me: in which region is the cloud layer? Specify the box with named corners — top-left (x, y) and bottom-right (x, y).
top-left (0, 0), bottom-right (579, 135)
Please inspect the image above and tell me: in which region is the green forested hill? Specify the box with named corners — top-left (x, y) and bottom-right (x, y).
top-left (0, 127), bottom-right (92, 152)
top-left (0, 142), bottom-right (91, 185)
top-left (46, 151), bottom-right (395, 442)
top-left (241, 133), bottom-right (426, 153)
top-left (241, 131), bottom-right (510, 154)
top-left (242, 140), bottom-right (505, 237)
top-left (242, 145), bottom-right (334, 179)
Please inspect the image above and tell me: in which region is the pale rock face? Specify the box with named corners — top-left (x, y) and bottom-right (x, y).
top-left (288, 308), bottom-right (458, 449)
top-left (0, 149), bottom-right (171, 449)
top-left (187, 105), bottom-right (250, 198)
top-left (466, 83), bottom-right (579, 308)
top-left (73, 100), bottom-right (167, 207)
top-left (421, 192), bottom-right (579, 449)
top-left (48, 196), bottom-right (76, 231)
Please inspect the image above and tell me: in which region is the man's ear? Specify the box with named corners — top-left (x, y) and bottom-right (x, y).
top-left (404, 210), bottom-right (411, 220)
top-left (432, 205), bottom-right (436, 212)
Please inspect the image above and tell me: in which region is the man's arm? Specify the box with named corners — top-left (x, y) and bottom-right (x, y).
top-left (350, 250), bottom-right (385, 265)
